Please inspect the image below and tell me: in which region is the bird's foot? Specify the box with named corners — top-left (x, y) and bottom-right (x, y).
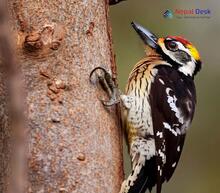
top-left (90, 66), bottom-right (120, 106)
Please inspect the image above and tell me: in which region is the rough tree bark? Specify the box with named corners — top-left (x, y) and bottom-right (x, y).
top-left (1, 0), bottom-right (123, 192)
top-left (0, 1), bottom-right (26, 193)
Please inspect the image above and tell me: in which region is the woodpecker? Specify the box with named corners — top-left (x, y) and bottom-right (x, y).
top-left (90, 22), bottom-right (202, 193)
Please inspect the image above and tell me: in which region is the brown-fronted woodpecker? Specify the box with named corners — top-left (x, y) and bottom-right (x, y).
top-left (90, 22), bottom-right (202, 193)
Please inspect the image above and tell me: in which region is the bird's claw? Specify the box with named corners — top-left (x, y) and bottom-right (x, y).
top-left (90, 66), bottom-right (120, 106)
top-left (100, 98), bottom-right (120, 107)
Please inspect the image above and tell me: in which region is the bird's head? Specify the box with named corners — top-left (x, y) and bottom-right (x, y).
top-left (131, 22), bottom-right (202, 77)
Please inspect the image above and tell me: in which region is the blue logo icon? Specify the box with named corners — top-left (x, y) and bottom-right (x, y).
top-left (163, 10), bottom-right (173, 19)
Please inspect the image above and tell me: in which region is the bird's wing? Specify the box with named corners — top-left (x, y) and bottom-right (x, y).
top-left (149, 65), bottom-right (196, 192)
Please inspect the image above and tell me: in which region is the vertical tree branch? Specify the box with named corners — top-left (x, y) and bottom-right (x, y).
top-left (1, 0), bottom-right (124, 192)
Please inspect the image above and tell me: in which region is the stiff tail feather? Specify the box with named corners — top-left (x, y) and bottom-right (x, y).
top-left (120, 158), bottom-right (157, 193)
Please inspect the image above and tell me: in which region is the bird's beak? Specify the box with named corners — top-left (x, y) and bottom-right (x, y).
top-left (131, 22), bottom-right (158, 49)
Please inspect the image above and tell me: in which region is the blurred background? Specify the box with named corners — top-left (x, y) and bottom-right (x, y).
top-left (110, 0), bottom-right (220, 193)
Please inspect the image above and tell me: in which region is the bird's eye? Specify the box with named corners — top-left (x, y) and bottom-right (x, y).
top-left (166, 41), bottom-right (178, 51)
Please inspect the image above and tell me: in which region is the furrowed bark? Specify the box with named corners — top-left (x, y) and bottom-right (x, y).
top-left (2, 0), bottom-right (124, 193)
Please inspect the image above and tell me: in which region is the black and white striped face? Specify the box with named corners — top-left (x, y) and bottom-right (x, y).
top-left (131, 22), bottom-right (202, 77)
top-left (158, 36), bottom-right (201, 77)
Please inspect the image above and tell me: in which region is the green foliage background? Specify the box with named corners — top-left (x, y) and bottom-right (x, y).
top-left (110, 0), bottom-right (220, 193)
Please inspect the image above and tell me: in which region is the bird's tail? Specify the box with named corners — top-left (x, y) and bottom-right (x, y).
top-left (119, 158), bottom-right (157, 193)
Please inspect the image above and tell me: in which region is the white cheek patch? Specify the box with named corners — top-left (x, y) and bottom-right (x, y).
top-left (160, 41), bottom-right (191, 65)
top-left (160, 40), bottom-right (196, 76)
top-left (178, 61), bottom-right (196, 76)
top-left (176, 42), bottom-right (191, 55)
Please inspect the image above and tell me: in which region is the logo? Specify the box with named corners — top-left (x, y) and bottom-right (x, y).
top-left (163, 9), bottom-right (173, 19)
top-left (163, 8), bottom-right (211, 19)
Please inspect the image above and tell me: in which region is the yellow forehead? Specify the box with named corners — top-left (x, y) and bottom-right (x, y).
top-left (186, 44), bottom-right (201, 61)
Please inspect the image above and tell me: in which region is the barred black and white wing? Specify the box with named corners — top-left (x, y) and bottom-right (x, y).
top-left (150, 65), bottom-right (196, 192)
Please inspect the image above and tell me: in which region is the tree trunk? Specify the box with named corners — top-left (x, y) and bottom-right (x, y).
top-left (1, 0), bottom-right (123, 192)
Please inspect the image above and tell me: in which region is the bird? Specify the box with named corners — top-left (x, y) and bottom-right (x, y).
top-left (90, 22), bottom-right (202, 193)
